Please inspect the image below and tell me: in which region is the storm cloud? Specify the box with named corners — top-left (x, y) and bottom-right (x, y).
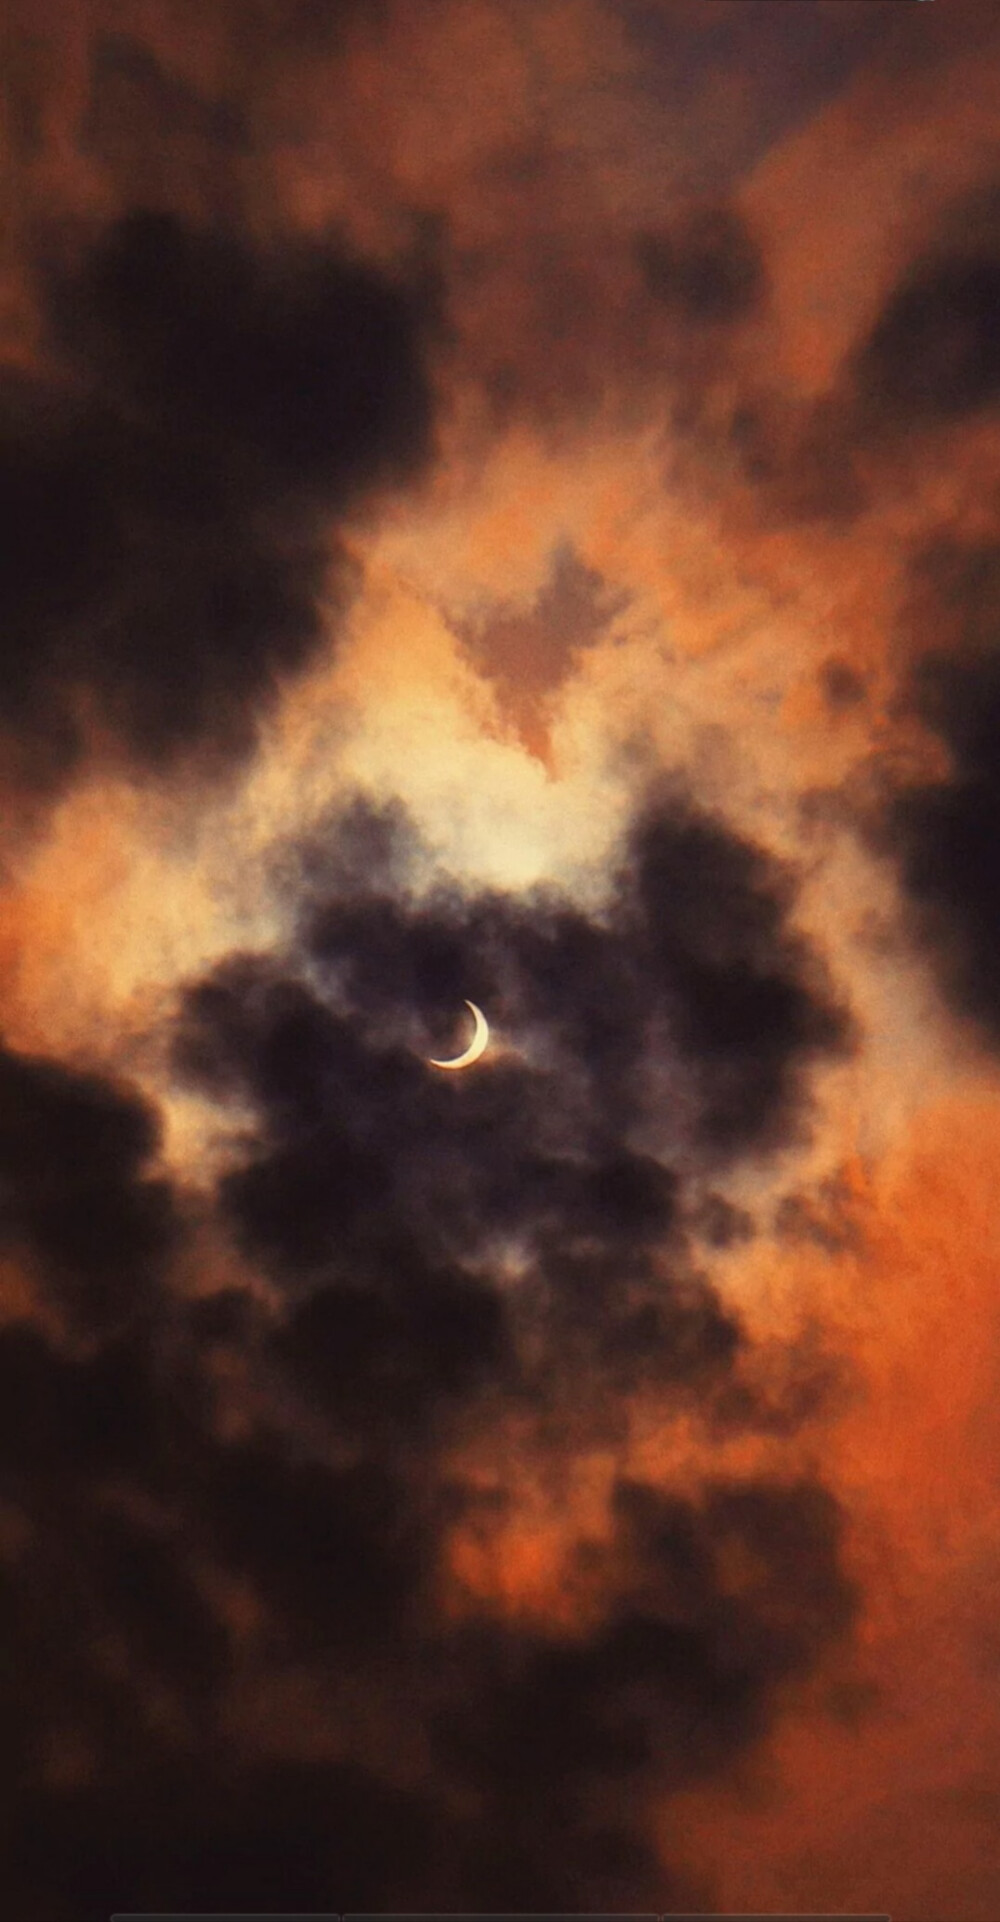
top-left (0, 786), bottom-right (854, 1915)
top-left (883, 541), bottom-right (1000, 1047)
top-left (0, 1040), bottom-right (177, 1331)
top-left (2, 2), bottom-right (995, 1918)
top-left (0, 206), bottom-right (434, 792)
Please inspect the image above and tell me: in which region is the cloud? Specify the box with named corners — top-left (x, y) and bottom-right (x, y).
top-left (636, 202), bottom-right (763, 323)
top-left (425, 1472), bottom-right (854, 1909)
top-left (11, 1754), bottom-right (451, 1918)
top-left (853, 248), bottom-right (1000, 431)
top-left (7, 5), bottom-right (992, 1916)
top-left (81, 33), bottom-right (252, 220)
top-left (621, 796), bottom-right (850, 1151)
top-left (162, 790), bottom-right (848, 1512)
top-left (172, 943), bottom-right (699, 1401)
top-left (0, 780), bottom-right (834, 1914)
top-left (0, 1318), bottom-right (175, 1487)
top-left (270, 1250), bottom-right (512, 1446)
top-left (175, 790), bottom-right (848, 1280)
top-left (820, 657), bottom-right (866, 710)
top-left (0, 1040), bottom-right (177, 1331)
top-left (884, 617), bottom-right (1000, 1049)
top-left (704, 176), bottom-right (1000, 532)
top-left (0, 207), bottom-right (434, 794)
top-left (447, 543), bottom-right (630, 762)
top-left (0, 1316), bottom-right (855, 1916)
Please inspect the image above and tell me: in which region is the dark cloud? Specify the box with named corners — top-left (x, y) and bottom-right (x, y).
top-left (82, 34), bottom-right (251, 220)
top-left (886, 641), bottom-right (1000, 1046)
top-left (0, 786), bottom-right (857, 1916)
top-left (821, 657), bottom-right (866, 709)
top-left (270, 1246), bottom-right (512, 1444)
top-left (207, 0), bottom-right (390, 66)
top-left (903, 535), bottom-right (1000, 661)
top-left (0, 1321), bottom-right (168, 1486)
top-left (170, 787), bottom-right (847, 1440)
top-left (727, 388), bottom-right (866, 526)
top-left (621, 0), bottom-right (901, 196)
top-left (636, 204), bottom-right (763, 323)
top-left (0, 1332), bottom-right (855, 1916)
top-left (9, 1757), bottom-right (449, 1921)
top-left (0, 1303), bottom-right (452, 1912)
top-left (0, 1041), bottom-right (177, 1331)
top-left (622, 800), bottom-right (850, 1151)
top-left (775, 1188), bottom-right (858, 1257)
top-left (1, 25), bottom-right (51, 164)
top-left (173, 947), bottom-right (694, 1419)
top-left (276, 789), bottom-right (428, 905)
top-left (0, 207), bottom-right (434, 790)
top-left (163, 797), bottom-right (849, 1512)
top-left (0, 1308), bottom-right (668, 1914)
top-left (854, 251), bottom-right (1000, 430)
top-left (47, 211), bottom-right (432, 501)
top-left (190, 1438), bottom-right (431, 1653)
top-left (689, 1190), bottom-right (755, 1247)
top-left (82, 1504), bottom-right (230, 1698)
top-left (431, 1473), bottom-right (855, 1905)
top-left (834, 181), bottom-right (1000, 465)
top-left (874, 532), bottom-right (1000, 1043)
top-left (174, 790), bottom-right (847, 1315)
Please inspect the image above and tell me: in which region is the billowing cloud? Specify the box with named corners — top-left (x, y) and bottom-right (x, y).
top-left (0, 205), bottom-right (434, 796)
top-left (883, 550), bottom-right (1000, 1046)
top-left (636, 202), bottom-right (763, 324)
top-left (853, 233), bottom-right (1000, 432)
top-left (0, 783), bottom-right (858, 1918)
top-left (0, 1040), bottom-right (176, 1331)
top-left (1, 2), bottom-right (1000, 1919)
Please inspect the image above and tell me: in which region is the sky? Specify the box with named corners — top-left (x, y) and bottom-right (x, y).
top-left (1, 2), bottom-right (999, 1918)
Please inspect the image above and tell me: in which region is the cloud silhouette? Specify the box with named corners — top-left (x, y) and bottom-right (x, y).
top-left (0, 208), bottom-right (434, 793)
top-left (0, 1041), bottom-right (177, 1331)
top-left (885, 576), bottom-right (1000, 1048)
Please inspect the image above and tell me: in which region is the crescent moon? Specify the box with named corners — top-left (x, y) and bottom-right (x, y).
top-left (429, 1000), bottom-right (490, 1070)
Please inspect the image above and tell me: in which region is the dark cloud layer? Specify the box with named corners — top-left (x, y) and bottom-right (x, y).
top-left (888, 542), bottom-right (1000, 1053)
top-left (0, 1294), bottom-right (856, 1917)
top-left (0, 2), bottom-right (929, 1910)
top-left (0, 1040), bottom-right (176, 1331)
top-left (0, 1307), bottom-right (854, 1918)
top-left (424, 1473), bottom-right (854, 1911)
top-left (165, 794), bottom-right (848, 1473)
top-left (168, 792), bottom-right (847, 1484)
top-left (0, 207), bottom-right (433, 792)
top-left (0, 786), bottom-right (858, 1918)
top-left (853, 251), bottom-right (1000, 430)
top-left (82, 34), bottom-right (252, 221)
top-left (622, 804), bottom-right (849, 1148)
top-left (620, 0), bottom-right (899, 196)
top-left (636, 203), bottom-right (763, 323)
top-left (849, 191), bottom-right (1000, 458)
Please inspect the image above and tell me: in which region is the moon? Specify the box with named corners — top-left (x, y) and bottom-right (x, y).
top-left (429, 1000), bottom-right (490, 1070)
